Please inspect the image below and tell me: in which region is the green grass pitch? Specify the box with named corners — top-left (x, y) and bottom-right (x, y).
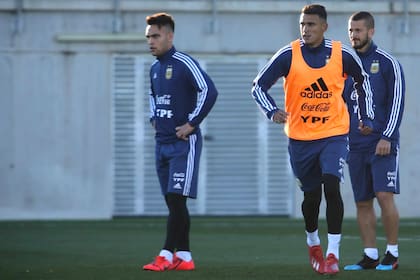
top-left (1, 217), bottom-right (419, 279)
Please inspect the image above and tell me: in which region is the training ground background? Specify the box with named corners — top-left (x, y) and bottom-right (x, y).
top-left (1, 0), bottom-right (420, 220)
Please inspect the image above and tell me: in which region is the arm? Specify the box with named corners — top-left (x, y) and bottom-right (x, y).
top-left (342, 45), bottom-right (374, 133)
top-left (376, 58), bottom-right (405, 155)
top-left (382, 60), bottom-right (405, 141)
top-left (174, 54), bottom-right (218, 140)
top-left (252, 46), bottom-right (291, 121)
top-left (148, 73), bottom-right (156, 128)
top-left (186, 69), bottom-right (218, 127)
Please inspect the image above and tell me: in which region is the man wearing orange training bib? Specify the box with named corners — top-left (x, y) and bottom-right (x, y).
top-left (252, 4), bottom-right (374, 275)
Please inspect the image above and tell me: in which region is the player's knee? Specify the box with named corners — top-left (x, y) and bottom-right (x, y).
top-left (356, 199), bottom-right (374, 209)
top-left (375, 191), bottom-right (396, 209)
top-left (165, 193), bottom-right (187, 211)
top-left (375, 191), bottom-right (393, 201)
top-left (322, 174), bottom-right (340, 187)
top-left (303, 188), bottom-right (322, 206)
top-left (323, 174), bottom-right (340, 198)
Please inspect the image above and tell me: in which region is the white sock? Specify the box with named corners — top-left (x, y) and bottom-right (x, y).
top-left (364, 248), bottom-right (379, 260)
top-left (326, 233), bottom-right (341, 259)
top-left (159, 249), bottom-right (173, 263)
top-left (306, 229), bottom-right (320, 246)
top-left (386, 244), bottom-right (399, 258)
top-left (176, 251), bottom-right (192, 262)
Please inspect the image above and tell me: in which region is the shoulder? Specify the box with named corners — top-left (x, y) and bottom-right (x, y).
top-left (261, 44), bottom-right (292, 74)
top-left (339, 43), bottom-right (362, 66)
top-left (324, 39), bottom-right (334, 49)
top-left (150, 59), bottom-right (159, 69)
top-left (172, 51), bottom-right (200, 67)
top-left (324, 39), bottom-right (348, 57)
top-left (270, 44), bottom-right (293, 63)
top-left (171, 51), bottom-right (210, 83)
top-left (340, 42), bottom-right (358, 58)
top-left (149, 60), bottom-right (159, 76)
top-left (278, 43), bottom-right (293, 54)
top-left (375, 48), bottom-right (402, 70)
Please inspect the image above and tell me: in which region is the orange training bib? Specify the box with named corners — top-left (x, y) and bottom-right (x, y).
top-left (283, 39), bottom-right (349, 140)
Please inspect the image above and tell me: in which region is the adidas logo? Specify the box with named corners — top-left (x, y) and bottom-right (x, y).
top-left (312, 259), bottom-right (322, 272)
top-left (387, 171), bottom-right (397, 187)
top-left (300, 77), bottom-right (332, 99)
top-left (173, 183), bottom-right (182, 190)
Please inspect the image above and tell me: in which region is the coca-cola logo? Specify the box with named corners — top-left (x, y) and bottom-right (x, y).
top-left (301, 103), bottom-right (331, 112)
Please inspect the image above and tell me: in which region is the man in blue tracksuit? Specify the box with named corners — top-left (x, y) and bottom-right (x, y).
top-left (343, 11), bottom-right (405, 271)
top-left (143, 12), bottom-right (218, 272)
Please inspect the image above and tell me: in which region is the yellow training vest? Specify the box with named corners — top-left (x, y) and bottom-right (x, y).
top-left (283, 39), bottom-right (349, 140)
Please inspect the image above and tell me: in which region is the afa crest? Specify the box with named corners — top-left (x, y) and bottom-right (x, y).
top-left (165, 65), bottom-right (173, 79)
top-left (325, 55), bottom-right (330, 65)
top-left (370, 60), bottom-right (379, 74)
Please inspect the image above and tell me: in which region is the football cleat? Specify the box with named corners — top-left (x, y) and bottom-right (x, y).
top-left (324, 253), bottom-right (340, 275)
top-left (376, 251), bottom-right (398, 271)
top-left (344, 253), bottom-right (379, 270)
top-left (169, 254), bottom-right (195, 271)
top-left (308, 245), bottom-right (324, 274)
top-left (143, 256), bottom-right (172, 272)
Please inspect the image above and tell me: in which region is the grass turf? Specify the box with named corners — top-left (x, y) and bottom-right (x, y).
top-left (0, 217), bottom-right (419, 279)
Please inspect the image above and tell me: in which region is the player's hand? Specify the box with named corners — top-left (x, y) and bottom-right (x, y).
top-left (272, 110), bottom-right (289, 124)
top-left (375, 138), bottom-right (391, 156)
top-left (176, 123), bottom-right (195, 141)
top-left (358, 120), bottom-right (373, 135)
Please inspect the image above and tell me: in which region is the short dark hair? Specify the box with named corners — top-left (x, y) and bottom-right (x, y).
top-left (301, 4), bottom-right (327, 21)
top-left (146, 12), bottom-right (175, 32)
top-left (349, 11), bottom-right (375, 29)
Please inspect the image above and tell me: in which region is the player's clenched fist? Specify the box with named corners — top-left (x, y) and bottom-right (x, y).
top-left (272, 110), bottom-right (289, 124)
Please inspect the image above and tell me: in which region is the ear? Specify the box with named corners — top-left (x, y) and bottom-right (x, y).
top-left (369, 28), bottom-right (375, 38)
top-left (323, 22), bottom-right (329, 32)
top-left (168, 31), bottom-right (174, 43)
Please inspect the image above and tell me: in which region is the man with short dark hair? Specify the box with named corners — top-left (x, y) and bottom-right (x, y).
top-left (143, 12), bottom-right (218, 272)
top-left (343, 11), bottom-right (404, 271)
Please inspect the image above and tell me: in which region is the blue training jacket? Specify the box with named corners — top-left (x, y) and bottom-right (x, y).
top-left (343, 42), bottom-right (405, 151)
top-left (149, 46), bottom-right (218, 144)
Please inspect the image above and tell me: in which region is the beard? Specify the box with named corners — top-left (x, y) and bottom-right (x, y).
top-left (352, 37), bottom-right (370, 50)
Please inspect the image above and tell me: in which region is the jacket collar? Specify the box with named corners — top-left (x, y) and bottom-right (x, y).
top-left (157, 46), bottom-right (176, 62)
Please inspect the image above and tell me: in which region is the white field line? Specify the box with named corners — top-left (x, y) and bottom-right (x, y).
top-left (343, 235), bottom-right (420, 242)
